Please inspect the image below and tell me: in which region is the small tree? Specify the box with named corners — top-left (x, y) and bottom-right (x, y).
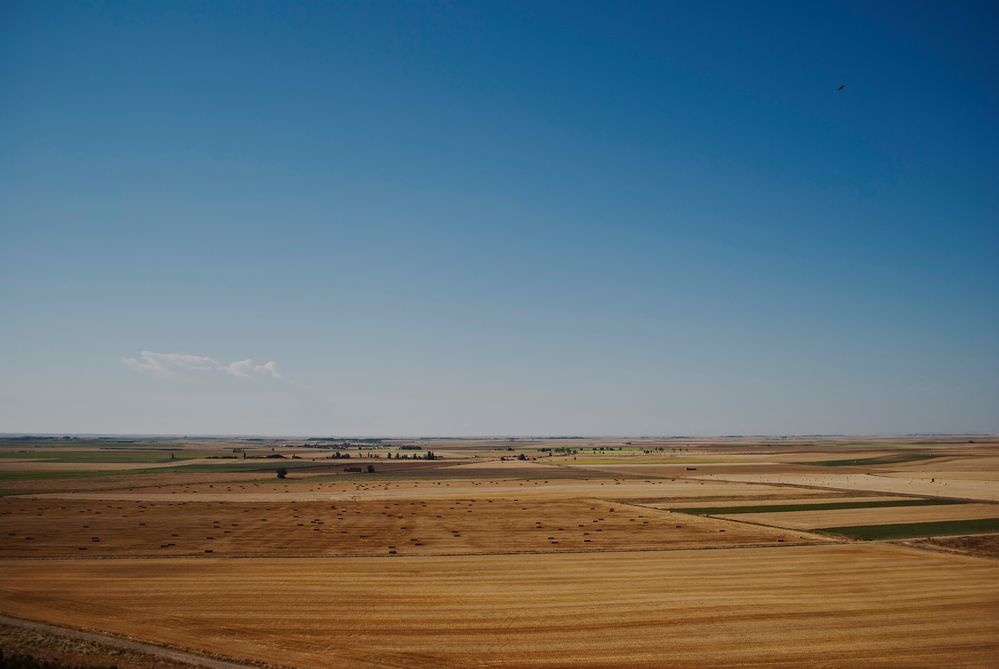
top-left (276, 468), bottom-right (287, 479)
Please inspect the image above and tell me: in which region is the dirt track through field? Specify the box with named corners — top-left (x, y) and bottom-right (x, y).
top-left (0, 614), bottom-right (254, 669)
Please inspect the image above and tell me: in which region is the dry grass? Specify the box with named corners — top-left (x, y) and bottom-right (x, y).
top-left (0, 623), bottom-right (192, 669)
top-left (910, 533), bottom-right (999, 558)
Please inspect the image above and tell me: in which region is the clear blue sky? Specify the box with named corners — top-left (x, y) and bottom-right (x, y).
top-left (1, 1), bottom-right (996, 436)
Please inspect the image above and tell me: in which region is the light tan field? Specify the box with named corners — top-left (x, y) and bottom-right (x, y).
top-left (718, 503), bottom-right (999, 530)
top-left (2, 435), bottom-right (998, 668)
top-left (1, 544), bottom-right (997, 668)
top-left (882, 469), bottom-right (999, 481)
top-left (695, 472), bottom-right (999, 501)
top-left (646, 495), bottom-right (916, 509)
top-left (19, 476), bottom-right (838, 504)
top-left (888, 454), bottom-right (999, 472)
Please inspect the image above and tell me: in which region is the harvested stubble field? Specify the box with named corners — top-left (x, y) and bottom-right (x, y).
top-left (1, 435), bottom-right (998, 667)
top-left (0, 496), bottom-right (818, 558)
top-left (1, 545), bottom-right (997, 668)
top-left (19, 476), bottom-right (834, 504)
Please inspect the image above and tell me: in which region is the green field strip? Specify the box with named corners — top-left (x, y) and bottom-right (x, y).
top-left (671, 498), bottom-right (962, 516)
top-left (0, 470), bottom-right (139, 482)
top-left (0, 459), bottom-right (324, 481)
top-left (808, 453), bottom-right (940, 467)
top-left (816, 517), bottom-right (999, 541)
top-left (150, 460), bottom-right (328, 474)
top-left (0, 440), bottom-right (188, 450)
top-left (0, 450), bottom-right (199, 463)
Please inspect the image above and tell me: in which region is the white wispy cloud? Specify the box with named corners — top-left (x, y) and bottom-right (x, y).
top-left (122, 351), bottom-right (280, 379)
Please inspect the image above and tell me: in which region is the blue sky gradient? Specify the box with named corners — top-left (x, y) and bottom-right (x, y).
top-left (1, 1), bottom-right (996, 435)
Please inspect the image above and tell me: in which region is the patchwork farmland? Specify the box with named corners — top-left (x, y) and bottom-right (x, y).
top-left (1, 435), bottom-right (998, 667)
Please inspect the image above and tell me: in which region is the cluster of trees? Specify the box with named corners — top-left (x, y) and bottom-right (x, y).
top-left (641, 447), bottom-right (691, 454)
top-left (325, 452), bottom-right (353, 459)
top-left (387, 450), bottom-right (437, 460)
top-left (500, 453), bottom-right (531, 461)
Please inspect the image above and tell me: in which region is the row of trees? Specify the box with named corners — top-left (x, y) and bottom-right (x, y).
top-left (387, 450), bottom-right (437, 460)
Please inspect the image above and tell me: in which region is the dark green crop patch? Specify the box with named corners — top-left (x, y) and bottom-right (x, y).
top-left (816, 518), bottom-right (999, 541)
top-left (672, 498), bottom-right (962, 516)
top-left (809, 453), bottom-right (940, 467)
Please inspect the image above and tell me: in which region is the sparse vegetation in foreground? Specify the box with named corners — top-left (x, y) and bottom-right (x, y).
top-left (0, 649), bottom-right (117, 669)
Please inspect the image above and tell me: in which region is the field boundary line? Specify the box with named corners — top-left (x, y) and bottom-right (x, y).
top-left (610, 498), bottom-right (843, 543)
top-left (0, 540), bottom-right (845, 563)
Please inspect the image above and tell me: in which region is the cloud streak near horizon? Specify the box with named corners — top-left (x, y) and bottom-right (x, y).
top-left (122, 351), bottom-right (280, 379)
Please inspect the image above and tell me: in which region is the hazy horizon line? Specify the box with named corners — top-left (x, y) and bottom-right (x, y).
top-left (2, 432), bottom-right (995, 440)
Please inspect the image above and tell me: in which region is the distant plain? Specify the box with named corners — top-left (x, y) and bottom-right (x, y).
top-left (1, 435), bottom-right (997, 667)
